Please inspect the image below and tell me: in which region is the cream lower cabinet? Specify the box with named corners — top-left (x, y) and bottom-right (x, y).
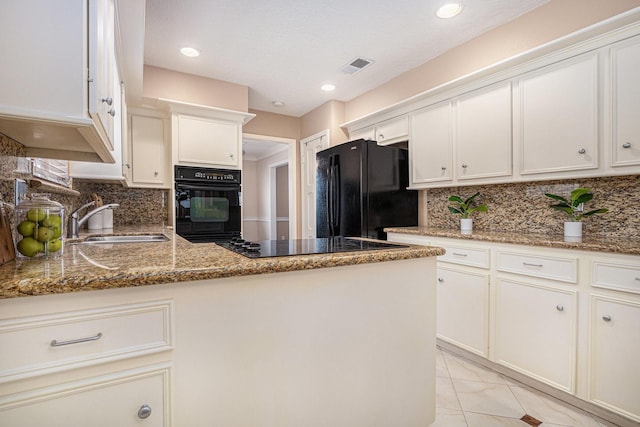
top-left (589, 296), bottom-right (640, 421)
top-left (0, 365), bottom-right (169, 427)
top-left (437, 267), bottom-right (489, 357)
top-left (0, 300), bottom-right (173, 426)
top-left (494, 278), bottom-right (577, 392)
top-left (386, 232), bottom-right (640, 424)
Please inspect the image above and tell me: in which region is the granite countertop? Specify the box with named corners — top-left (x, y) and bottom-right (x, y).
top-left (0, 227), bottom-right (445, 299)
top-left (385, 226), bottom-right (640, 256)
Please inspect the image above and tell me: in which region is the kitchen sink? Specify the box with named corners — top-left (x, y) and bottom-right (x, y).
top-left (77, 234), bottom-right (170, 244)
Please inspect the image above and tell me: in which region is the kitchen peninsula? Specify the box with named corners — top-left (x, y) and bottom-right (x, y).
top-left (0, 230), bottom-right (444, 427)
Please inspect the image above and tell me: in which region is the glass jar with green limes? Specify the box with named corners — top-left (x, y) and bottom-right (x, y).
top-left (14, 193), bottom-right (65, 258)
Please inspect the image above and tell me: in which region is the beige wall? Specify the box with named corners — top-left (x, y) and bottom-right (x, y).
top-left (345, 0), bottom-right (640, 121)
top-left (300, 100), bottom-right (349, 145)
top-left (244, 109), bottom-right (300, 141)
top-left (143, 65), bottom-right (249, 112)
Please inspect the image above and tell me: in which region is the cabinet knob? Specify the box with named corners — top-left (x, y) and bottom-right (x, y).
top-left (101, 97), bottom-right (113, 106)
top-left (437, 277), bottom-right (444, 282)
top-left (108, 109), bottom-right (116, 117)
top-left (623, 142), bottom-right (632, 149)
top-left (125, 163), bottom-right (131, 169)
top-left (602, 315), bottom-right (612, 322)
top-left (556, 305), bottom-right (564, 312)
top-left (154, 171), bottom-right (159, 177)
top-left (229, 153), bottom-right (234, 158)
top-left (461, 164), bottom-right (468, 169)
top-left (578, 148), bottom-right (586, 154)
top-left (441, 166), bottom-right (447, 171)
top-left (138, 404), bottom-right (152, 419)
top-left (379, 133), bottom-right (385, 140)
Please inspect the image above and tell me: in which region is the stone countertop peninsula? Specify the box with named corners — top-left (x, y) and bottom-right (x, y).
top-left (0, 228), bottom-right (445, 299)
top-left (385, 226), bottom-right (640, 256)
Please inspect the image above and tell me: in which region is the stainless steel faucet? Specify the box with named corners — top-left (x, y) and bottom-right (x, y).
top-left (67, 201), bottom-right (120, 238)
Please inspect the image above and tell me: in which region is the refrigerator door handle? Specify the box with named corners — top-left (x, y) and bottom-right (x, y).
top-left (327, 156), bottom-right (334, 236)
top-left (332, 156), bottom-right (341, 234)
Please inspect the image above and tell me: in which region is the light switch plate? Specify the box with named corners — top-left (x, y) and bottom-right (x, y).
top-left (14, 179), bottom-right (26, 206)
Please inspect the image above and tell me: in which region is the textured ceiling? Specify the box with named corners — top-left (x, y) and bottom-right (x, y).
top-left (144, 0), bottom-right (549, 117)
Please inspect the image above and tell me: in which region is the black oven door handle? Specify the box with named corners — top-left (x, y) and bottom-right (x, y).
top-left (176, 183), bottom-right (241, 192)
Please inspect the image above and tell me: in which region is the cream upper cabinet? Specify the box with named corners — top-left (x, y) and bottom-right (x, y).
top-left (177, 115), bottom-right (241, 168)
top-left (349, 126), bottom-right (376, 142)
top-left (0, 0), bottom-right (116, 163)
top-left (610, 35), bottom-right (640, 168)
top-left (127, 109), bottom-right (169, 188)
top-left (456, 81), bottom-right (512, 181)
top-left (516, 52), bottom-right (599, 176)
top-left (375, 116), bottom-right (409, 145)
top-left (167, 101), bottom-right (254, 169)
top-left (409, 101), bottom-right (453, 185)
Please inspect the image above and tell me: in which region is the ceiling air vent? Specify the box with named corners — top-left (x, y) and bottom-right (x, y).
top-left (341, 57), bottom-right (374, 75)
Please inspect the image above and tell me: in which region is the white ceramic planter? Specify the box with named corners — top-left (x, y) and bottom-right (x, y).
top-left (564, 221), bottom-right (583, 237)
top-left (460, 218), bottom-right (473, 233)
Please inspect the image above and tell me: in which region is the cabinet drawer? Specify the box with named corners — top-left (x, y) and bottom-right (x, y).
top-left (437, 244), bottom-right (490, 268)
top-left (497, 251), bottom-right (577, 283)
top-left (592, 261), bottom-right (640, 294)
top-left (0, 300), bottom-right (173, 383)
top-left (0, 364), bottom-right (170, 427)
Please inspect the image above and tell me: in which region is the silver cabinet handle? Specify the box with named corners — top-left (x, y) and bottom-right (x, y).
top-left (523, 262), bottom-right (543, 267)
top-left (154, 171), bottom-right (159, 177)
top-left (51, 332), bottom-right (102, 347)
top-left (437, 277), bottom-right (444, 282)
top-left (378, 133), bottom-right (385, 140)
top-left (602, 315), bottom-right (612, 322)
top-left (108, 109), bottom-right (116, 117)
top-left (623, 142), bottom-right (632, 148)
top-left (556, 305), bottom-right (564, 312)
top-left (441, 166), bottom-right (447, 171)
top-left (101, 97), bottom-right (113, 106)
top-left (461, 164), bottom-right (468, 169)
top-left (138, 404), bottom-right (152, 419)
top-left (452, 252), bottom-right (468, 257)
top-left (578, 148), bottom-right (586, 154)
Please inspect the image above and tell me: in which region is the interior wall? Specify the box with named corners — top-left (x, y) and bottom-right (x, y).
top-left (241, 159), bottom-right (259, 241)
top-left (276, 165), bottom-right (289, 240)
top-left (300, 100), bottom-right (349, 145)
top-left (142, 65), bottom-right (249, 112)
top-left (345, 0), bottom-right (640, 121)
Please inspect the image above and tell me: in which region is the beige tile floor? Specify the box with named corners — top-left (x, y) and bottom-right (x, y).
top-left (434, 347), bottom-right (618, 427)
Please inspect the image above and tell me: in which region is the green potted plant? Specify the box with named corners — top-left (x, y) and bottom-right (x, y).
top-left (448, 192), bottom-right (488, 233)
top-left (544, 188), bottom-right (608, 237)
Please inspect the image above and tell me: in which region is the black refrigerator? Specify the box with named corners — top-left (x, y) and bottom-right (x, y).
top-left (316, 139), bottom-right (418, 240)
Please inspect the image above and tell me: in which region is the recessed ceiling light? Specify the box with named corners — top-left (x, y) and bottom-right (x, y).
top-left (272, 101), bottom-right (285, 107)
top-left (321, 84), bottom-right (336, 92)
top-left (180, 47), bottom-right (200, 58)
top-left (436, 3), bottom-right (463, 18)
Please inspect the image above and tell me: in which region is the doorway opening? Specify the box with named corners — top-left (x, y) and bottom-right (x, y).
top-left (242, 134), bottom-right (297, 241)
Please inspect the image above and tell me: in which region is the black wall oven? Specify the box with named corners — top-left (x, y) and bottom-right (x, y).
top-left (175, 165), bottom-right (241, 243)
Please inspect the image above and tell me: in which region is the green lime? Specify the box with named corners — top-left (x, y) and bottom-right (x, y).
top-left (17, 220), bottom-right (37, 237)
top-left (36, 227), bottom-right (55, 242)
top-left (17, 237), bottom-right (43, 257)
top-left (27, 208), bottom-right (46, 223)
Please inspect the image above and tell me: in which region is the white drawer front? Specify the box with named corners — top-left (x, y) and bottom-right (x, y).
top-left (0, 300), bottom-right (173, 383)
top-left (592, 261), bottom-right (640, 294)
top-left (497, 251), bottom-right (577, 283)
top-left (0, 364), bottom-right (170, 427)
top-left (438, 244), bottom-right (490, 269)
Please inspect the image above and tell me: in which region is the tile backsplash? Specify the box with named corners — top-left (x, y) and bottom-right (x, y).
top-left (1, 134), bottom-right (169, 231)
top-left (424, 175), bottom-right (640, 238)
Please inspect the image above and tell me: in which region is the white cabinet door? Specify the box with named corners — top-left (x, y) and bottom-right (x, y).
top-left (456, 82), bottom-right (512, 181)
top-left (437, 267), bottom-right (489, 357)
top-left (610, 35), bottom-right (640, 168)
top-left (495, 278), bottom-right (577, 392)
top-left (409, 101), bottom-right (453, 184)
top-left (589, 295), bottom-right (640, 421)
top-left (518, 53), bottom-right (599, 175)
top-left (375, 116), bottom-right (409, 145)
top-left (177, 115), bottom-right (240, 168)
top-left (129, 114), bottom-right (168, 187)
top-left (349, 126), bottom-right (375, 141)
top-left (0, 366), bottom-right (169, 427)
